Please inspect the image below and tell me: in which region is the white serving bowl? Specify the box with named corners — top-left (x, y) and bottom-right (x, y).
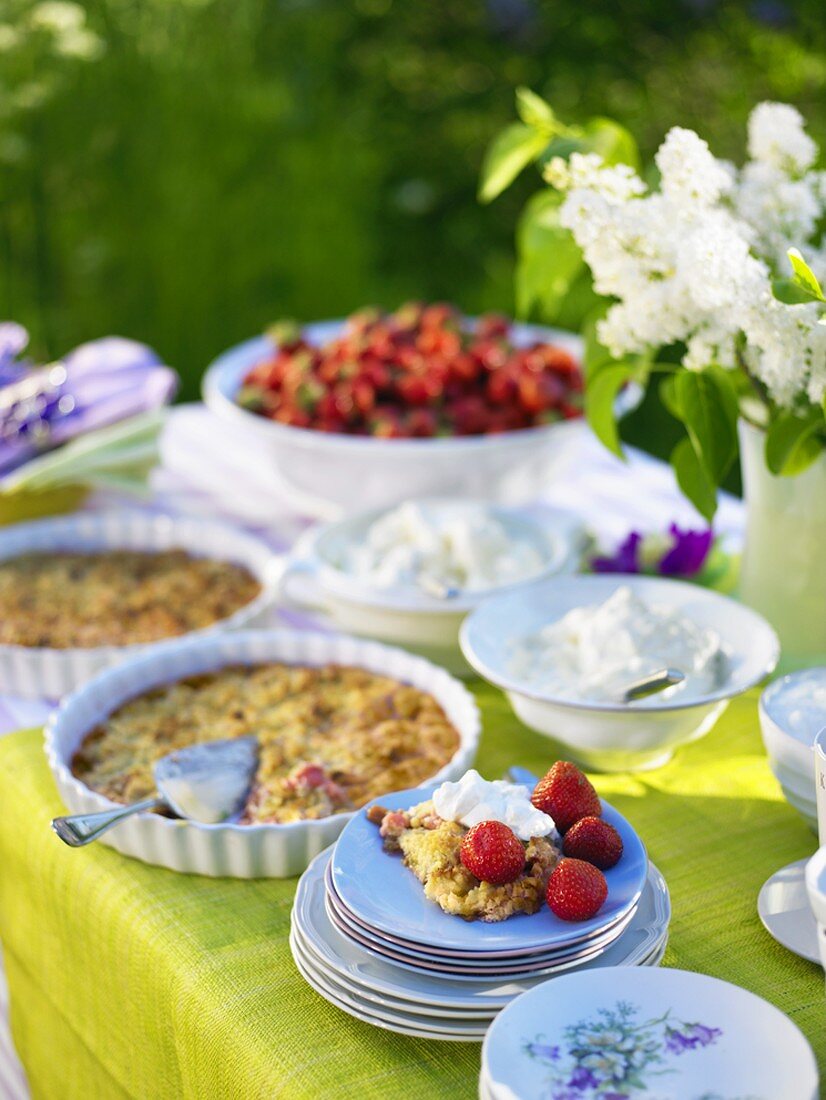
top-left (45, 628), bottom-right (480, 878)
top-left (202, 320), bottom-right (587, 519)
top-left (0, 511), bottom-right (281, 699)
top-left (759, 669), bottom-right (826, 831)
top-left (460, 573), bottom-right (780, 772)
top-left (277, 501), bottom-right (585, 676)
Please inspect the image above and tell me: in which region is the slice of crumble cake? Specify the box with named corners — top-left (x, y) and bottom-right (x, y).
top-left (368, 799), bottom-right (559, 922)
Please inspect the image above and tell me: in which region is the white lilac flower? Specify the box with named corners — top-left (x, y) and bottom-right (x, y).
top-left (747, 101), bottom-right (817, 174)
top-left (655, 127), bottom-right (732, 206)
top-left (554, 102), bottom-right (826, 410)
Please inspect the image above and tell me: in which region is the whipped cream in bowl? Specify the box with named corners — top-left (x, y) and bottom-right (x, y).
top-left (460, 574), bottom-right (780, 771)
top-left (277, 500), bottom-right (585, 677)
top-left (329, 500), bottom-right (558, 602)
top-left (508, 585), bottom-right (726, 707)
top-left (432, 768), bottom-right (556, 841)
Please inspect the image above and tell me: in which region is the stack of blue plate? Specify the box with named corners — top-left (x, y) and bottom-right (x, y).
top-left (290, 784), bottom-right (670, 1040)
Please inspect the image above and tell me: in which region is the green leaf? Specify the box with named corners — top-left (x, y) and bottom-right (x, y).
top-left (670, 437), bottom-right (718, 521)
top-left (581, 118), bottom-right (640, 170)
top-left (580, 301), bottom-right (613, 373)
top-left (514, 87), bottom-right (555, 131)
top-left (515, 190), bottom-right (584, 319)
top-left (538, 134), bottom-right (585, 169)
top-left (765, 407), bottom-right (826, 475)
top-left (772, 278), bottom-right (819, 305)
top-left (673, 367), bottom-right (738, 484)
top-left (659, 374), bottom-right (682, 420)
top-left (585, 363), bottom-right (634, 459)
top-left (478, 123), bottom-right (548, 203)
top-left (787, 248), bottom-right (826, 303)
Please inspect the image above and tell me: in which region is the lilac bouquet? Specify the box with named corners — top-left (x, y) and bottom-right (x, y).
top-left (0, 323), bottom-right (176, 476)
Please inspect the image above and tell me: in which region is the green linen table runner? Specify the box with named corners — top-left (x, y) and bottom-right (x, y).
top-left (0, 686), bottom-right (822, 1099)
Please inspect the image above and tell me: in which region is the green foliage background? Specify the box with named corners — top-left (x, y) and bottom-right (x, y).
top-left (2, 0), bottom-right (826, 460)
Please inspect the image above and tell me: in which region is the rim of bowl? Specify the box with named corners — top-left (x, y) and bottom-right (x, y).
top-left (296, 501), bottom-right (585, 613)
top-left (459, 573), bottom-right (781, 714)
top-left (0, 510), bottom-right (282, 663)
top-left (44, 628), bottom-right (481, 836)
top-left (202, 320), bottom-right (587, 453)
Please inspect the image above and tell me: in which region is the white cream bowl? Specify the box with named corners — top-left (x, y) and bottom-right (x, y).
top-left (759, 669), bottom-right (826, 829)
top-left (202, 321), bottom-right (590, 519)
top-left (460, 573), bottom-right (780, 772)
top-left (0, 511), bottom-right (282, 699)
top-left (277, 502), bottom-right (585, 676)
top-left (45, 628), bottom-right (481, 878)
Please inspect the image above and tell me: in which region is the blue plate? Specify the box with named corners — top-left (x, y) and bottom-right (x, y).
top-left (331, 784), bottom-right (647, 953)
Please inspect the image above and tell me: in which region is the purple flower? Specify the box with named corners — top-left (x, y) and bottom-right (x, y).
top-left (525, 1041), bottom-right (560, 1061)
top-left (658, 524), bottom-right (713, 577)
top-left (591, 531), bottom-right (642, 573)
top-left (665, 1021), bottom-right (722, 1055)
top-left (568, 1065), bottom-right (600, 1089)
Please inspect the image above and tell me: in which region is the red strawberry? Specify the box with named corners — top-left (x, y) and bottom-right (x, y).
top-left (546, 858), bottom-right (608, 921)
top-left (460, 821), bottom-right (526, 885)
top-left (562, 816), bottom-right (623, 870)
top-left (531, 761), bottom-right (601, 832)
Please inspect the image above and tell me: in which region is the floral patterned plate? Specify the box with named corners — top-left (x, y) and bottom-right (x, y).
top-left (481, 966), bottom-right (818, 1100)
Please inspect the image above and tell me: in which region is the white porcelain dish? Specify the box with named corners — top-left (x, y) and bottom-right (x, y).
top-left (202, 320), bottom-right (591, 519)
top-left (278, 502), bottom-right (585, 676)
top-left (758, 858), bottom-right (820, 964)
top-left (461, 573), bottom-right (780, 772)
top-left (0, 511), bottom-right (281, 700)
top-left (44, 629), bottom-right (480, 878)
top-left (481, 966), bottom-right (818, 1100)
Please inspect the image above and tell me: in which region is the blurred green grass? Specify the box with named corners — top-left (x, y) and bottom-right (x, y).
top-left (2, 0), bottom-right (826, 464)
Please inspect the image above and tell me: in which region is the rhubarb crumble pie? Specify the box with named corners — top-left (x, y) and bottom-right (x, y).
top-left (0, 549), bottom-right (261, 648)
top-left (71, 663), bottom-right (460, 823)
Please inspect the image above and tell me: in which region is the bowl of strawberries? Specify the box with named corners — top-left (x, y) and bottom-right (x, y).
top-left (202, 304), bottom-right (586, 518)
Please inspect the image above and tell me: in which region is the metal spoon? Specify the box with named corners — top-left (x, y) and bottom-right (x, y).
top-left (415, 574), bottom-right (462, 600)
top-left (620, 667), bottom-right (685, 703)
top-left (52, 736), bottom-right (259, 847)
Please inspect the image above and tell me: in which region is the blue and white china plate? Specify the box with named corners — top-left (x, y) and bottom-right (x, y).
top-left (323, 890), bottom-right (636, 981)
top-left (323, 875), bottom-right (638, 978)
top-left (324, 857), bottom-right (636, 961)
top-left (291, 850), bottom-right (669, 1013)
top-left (481, 967), bottom-right (818, 1100)
top-left (330, 784), bottom-right (647, 952)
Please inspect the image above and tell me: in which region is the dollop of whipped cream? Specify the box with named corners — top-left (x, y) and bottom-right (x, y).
top-left (432, 769), bottom-right (555, 841)
top-left (508, 585), bottom-right (724, 706)
top-left (337, 501), bottom-right (546, 593)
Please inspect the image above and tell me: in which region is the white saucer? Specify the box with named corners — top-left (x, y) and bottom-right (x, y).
top-left (758, 857), bottom-right (821, 964)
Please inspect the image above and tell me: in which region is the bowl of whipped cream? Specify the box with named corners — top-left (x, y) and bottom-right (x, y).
top-left (277, 499), bottom-right (585, 675)
top-left (460, 574), bottom-right (780, 771)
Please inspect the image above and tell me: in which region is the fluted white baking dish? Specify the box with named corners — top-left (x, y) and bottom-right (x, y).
top-left (45, 629), bottom-right (481, 877)
top-left (0, 511), bottom-right (281, 699)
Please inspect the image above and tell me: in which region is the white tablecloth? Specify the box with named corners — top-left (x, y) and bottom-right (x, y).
top-left (0, 405), bottom-right (744, 1098)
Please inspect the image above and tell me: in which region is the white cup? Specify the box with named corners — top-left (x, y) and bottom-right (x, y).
top-left (814, 727), bottom-right (826, 846)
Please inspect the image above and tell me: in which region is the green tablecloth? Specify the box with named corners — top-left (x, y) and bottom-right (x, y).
top-left (0, 686), bottom-right (822, 1100)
